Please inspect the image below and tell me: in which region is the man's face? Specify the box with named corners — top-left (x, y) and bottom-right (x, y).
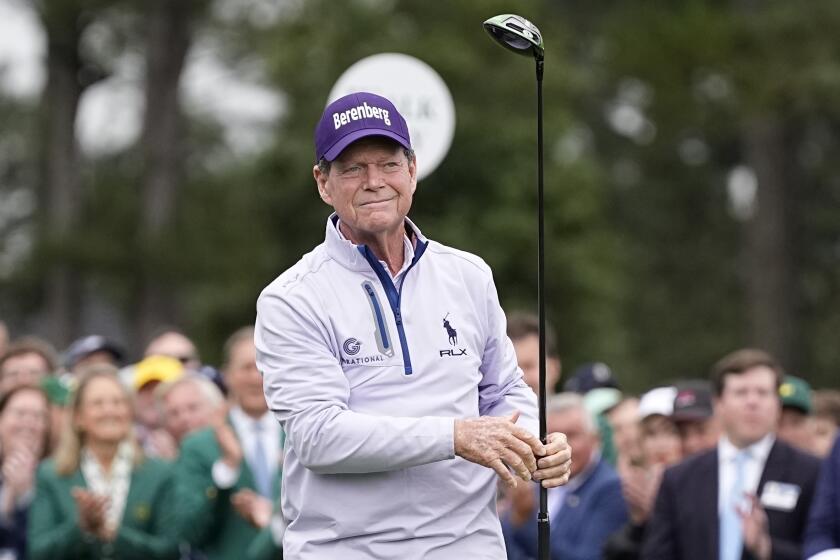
top-left (811, 415), bottom-right (838, 458)
top-left (135, 382), bottom-right (162, 429)
top-left (547, 406), bottom-right (597, 479)
top-left (314, 137), bottom-right (417, 242)
top-left (0, 352), bottom-right (50, 396)
top-left (715, 366), bottom-right (780, 448)
top-left (777, 408), bottom-right (813, 452)
top-left (163, 382), bottom-right (217, 442)
top-left (72, 351), bottom-right (118, 374)
top-left (607, 398), bottom-right (642, 464)
top-left (676, 417), bottom-right (720, 456)
top-left (640, 415), bottom-right (682, 467)
top-left (512, 334), bottom-right (560, 396)
top-left (145, 332), bottom-right (200, 371)
top-left (225, 338), bottom-right (267, 417)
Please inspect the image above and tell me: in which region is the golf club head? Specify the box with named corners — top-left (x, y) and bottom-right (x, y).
top-left (483, 14), bottom-right (544, 60)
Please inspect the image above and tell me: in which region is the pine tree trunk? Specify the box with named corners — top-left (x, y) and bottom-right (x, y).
top-left (136, 0), bottom-right (195, 344)
top-left (741, 116), bottom-right (796, 368)
top-left (39, 2), bottom-right (87, 347)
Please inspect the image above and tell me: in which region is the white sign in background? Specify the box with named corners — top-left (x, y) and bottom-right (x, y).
top-left (328, 53), bottom-right (456, 181)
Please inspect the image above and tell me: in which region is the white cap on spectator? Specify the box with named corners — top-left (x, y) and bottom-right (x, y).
top-left (807, 551), bottom-right (840, 560)
top-left (638, 386), bottom-right (678, 420)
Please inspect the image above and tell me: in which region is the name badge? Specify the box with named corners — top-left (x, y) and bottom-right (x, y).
top-left (760, 481), bottom-right (800, 511)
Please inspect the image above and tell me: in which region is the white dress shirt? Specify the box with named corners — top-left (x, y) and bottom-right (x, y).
top-left (211, 406), bottom-right (281, 489)
top-left (717, 433), bottom-right (775, 514)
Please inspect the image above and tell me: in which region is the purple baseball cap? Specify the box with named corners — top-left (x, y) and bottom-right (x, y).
top-left (314, 92), bottom-right (411, 162)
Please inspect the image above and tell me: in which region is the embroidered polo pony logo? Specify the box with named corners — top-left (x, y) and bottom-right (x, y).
top-left (438, 313), bottom-right (467, 358)
top-left (443, 313), bottom-right (458, 346)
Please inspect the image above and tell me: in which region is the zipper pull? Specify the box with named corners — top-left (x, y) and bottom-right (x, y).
top-left (394, 309), bottom-right (402, 325)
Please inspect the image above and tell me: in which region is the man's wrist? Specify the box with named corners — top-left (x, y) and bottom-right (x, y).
top-left (748, 533), bottom-right (772, 560)
top-left (757, 534), bottom-right (771, 560)
top-left (222, 455), bottom-right (242, 469)
top-left (453, 419), bottom-right (463, 457)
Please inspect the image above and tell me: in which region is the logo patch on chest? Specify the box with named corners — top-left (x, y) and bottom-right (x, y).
top-left (342, 338), bottom-right (361, 355)
top-left (439, 313), bottom-right (468, 358)
top-left (340, 337), bottom-right (388, 365)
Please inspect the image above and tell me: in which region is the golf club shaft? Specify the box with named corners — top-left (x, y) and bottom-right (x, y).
top-left (535, 58), bottom-right (550, 560)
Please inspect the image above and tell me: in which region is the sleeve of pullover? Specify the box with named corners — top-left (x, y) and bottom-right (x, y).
top-left (476, 276), bottom-right (539, 438)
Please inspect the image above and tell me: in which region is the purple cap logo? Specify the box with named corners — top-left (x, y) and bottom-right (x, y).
top-left (314, 92), bottom-right (411, 162)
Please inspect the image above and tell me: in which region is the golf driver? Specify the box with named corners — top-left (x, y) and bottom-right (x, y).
top-left (483, 13), bottom-right (550, 560)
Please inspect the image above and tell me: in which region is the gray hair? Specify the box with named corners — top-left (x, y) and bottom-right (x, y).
top-left (317, 147), bottom-right (416, 176)
top-left (155, 373), bottom-right (225, 414)
top-left (546, 392), bottom-right (597, 434)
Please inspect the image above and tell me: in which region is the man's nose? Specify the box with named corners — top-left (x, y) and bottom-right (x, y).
top-left (364, 165), bottom-right (386, 188)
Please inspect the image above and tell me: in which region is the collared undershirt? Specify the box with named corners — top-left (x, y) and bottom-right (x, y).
top-left (211, 406), bottom-right (281, 490)
top-left (717, 433), bottom-right (775, 514)
top-left (335, 218), bottom-right (416, 283)
top-left (547, 448), bottom-right (602, 520)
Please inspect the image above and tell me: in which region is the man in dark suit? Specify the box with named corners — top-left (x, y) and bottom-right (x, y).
top-left (502, 392), bottom-right (628, 560)
top-left (643, 348), bottom-right (821, 560)
top-left (804, 434), bottom-right (840, 557)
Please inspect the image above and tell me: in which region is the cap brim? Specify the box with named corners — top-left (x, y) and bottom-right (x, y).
top-left (323, 129), bottom-right (411, 161)
top-left (672, 409), bottom-right (713, 423)
top-left (101, 345), bottom-right (124, 362)
top-left (782, 403), bottom-right (811, 414)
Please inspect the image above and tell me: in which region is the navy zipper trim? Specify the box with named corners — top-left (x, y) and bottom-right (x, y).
top-left (358, 240), bottom-right (429, 375)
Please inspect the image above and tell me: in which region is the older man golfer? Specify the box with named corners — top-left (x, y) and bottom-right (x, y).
top-left (256, 92), bottom-right (572, 559)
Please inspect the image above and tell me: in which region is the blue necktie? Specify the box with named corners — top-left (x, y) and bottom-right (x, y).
top-left (251, 422), bottom-right (272, 498)
top-left (720, 450), bottom-right (748, 560)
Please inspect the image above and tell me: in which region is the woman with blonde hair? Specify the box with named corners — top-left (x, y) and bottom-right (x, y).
top-left (27, 366), bottom-right (179, 559)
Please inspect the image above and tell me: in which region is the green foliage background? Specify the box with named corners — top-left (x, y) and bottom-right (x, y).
top-left (3, 0), bottom-right (840, 392)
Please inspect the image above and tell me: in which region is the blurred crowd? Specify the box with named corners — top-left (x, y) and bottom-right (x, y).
top-left (1, 313), bottom-right (839, 560)
top-left (0, 321), bottom-right (283, 560)
top-left (498, 312), bottom-right (840, 560)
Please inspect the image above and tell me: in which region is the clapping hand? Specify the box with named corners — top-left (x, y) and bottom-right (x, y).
top-left (72, 488), bottom-right (114, 541)
top-left (212, 407), bottom-right (243, 470)
top-left (618, 460), bottom-right (663, 524)
top-left (738, 494), bottom-right (772, 560)
top-left (231, 489), bottom-right (273, 529)
top-left (2, 444), bottom-right (38, 498)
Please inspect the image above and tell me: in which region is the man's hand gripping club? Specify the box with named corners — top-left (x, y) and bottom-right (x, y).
top-left (454, 411), bottom-right (572, 489)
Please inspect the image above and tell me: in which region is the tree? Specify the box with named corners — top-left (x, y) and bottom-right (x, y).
top-left (36, 0), bottom-right (106, 346)
top-left (135, 0), bottom-right (208, 344)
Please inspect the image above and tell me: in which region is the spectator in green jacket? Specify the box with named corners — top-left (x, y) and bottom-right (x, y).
top-left (28, 366), bottom-right (179, 559)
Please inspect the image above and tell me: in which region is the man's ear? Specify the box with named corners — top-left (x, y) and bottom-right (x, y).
top-left (313, 164), bottom-right (332, 204)
top-left (408, 156), bottom-right (418, 195)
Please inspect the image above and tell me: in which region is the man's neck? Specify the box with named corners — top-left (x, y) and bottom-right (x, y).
top-left (339, 221), bottom-right (407, 275)
top-left (724, 431), bottom-right (771, 450)
top-left (236, 404), bottom-right (267, 421)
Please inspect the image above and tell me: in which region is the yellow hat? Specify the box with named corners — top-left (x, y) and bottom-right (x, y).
top-left (133, 355), bottom-right (184, 390)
